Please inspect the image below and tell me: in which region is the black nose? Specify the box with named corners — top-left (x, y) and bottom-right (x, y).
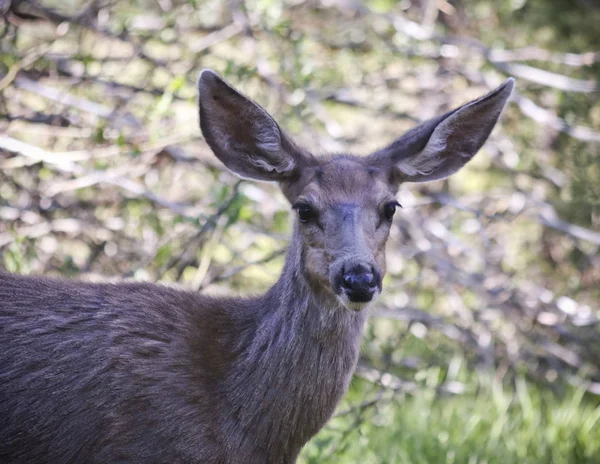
top-left (341, 264), bottom-right (379, 302)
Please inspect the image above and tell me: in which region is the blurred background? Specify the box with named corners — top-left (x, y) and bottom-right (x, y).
top-left (1, 0), bottom-right (599, 462)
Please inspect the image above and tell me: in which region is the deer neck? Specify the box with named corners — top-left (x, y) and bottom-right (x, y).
top-left (224, 227), bottom-right (368, 460)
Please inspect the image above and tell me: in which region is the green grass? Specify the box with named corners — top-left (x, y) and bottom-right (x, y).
top-left (301, 377), bottom-right (600, 464)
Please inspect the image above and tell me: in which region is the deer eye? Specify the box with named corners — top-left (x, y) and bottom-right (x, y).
top-left (294, 203), bottom-right (316, 223)
top-left (383, 201), bottom-right (401, 222)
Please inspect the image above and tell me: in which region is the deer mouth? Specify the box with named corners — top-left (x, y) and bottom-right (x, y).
top-left (335, 284), bottom-right (381, 312)
top-left (336, 290), bottom-right (379, 312)
top-left (344, 286), bottom-right (376, 304)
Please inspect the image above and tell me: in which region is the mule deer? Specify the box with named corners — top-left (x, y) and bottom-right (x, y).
top-left (0, 71), bottom-right (514, 463)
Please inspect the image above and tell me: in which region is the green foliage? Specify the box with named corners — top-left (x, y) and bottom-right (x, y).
top-left (301, 378), bottom-right (600, 463)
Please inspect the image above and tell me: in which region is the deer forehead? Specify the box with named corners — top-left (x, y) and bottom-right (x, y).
top-left (295, 157), bottom-right (395, 207)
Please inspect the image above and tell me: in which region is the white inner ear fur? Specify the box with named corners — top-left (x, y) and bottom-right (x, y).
top-left (395, 123), bottom-right (454, 177)
top-left (251, 154), bottom-right (296, 174)
top-left (241, 103), bottom-right (297, 174)
top-left (395, 108), bottom-right (479, 177)
top-left (393, 81), bottom-right (512, 179)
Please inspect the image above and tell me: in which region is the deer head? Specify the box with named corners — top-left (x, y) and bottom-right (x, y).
top-left (198, 70), bottom-right (513, 311)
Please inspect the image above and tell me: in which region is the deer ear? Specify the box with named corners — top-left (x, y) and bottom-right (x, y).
top-left (198, 70), bottom-right (310, 181)
top-left (369, 78), bottom-right (514, 183)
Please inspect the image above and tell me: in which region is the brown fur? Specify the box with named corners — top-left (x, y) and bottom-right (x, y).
top-left (0, 71), bottom-right (513, 463)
